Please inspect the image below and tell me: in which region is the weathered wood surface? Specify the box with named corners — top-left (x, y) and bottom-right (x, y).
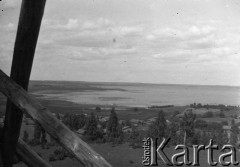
top-left (0, 70), bottom-right (112, 167)
top-left (17, 139), bottom-right (52, 167)
top-left (0, 125), bottom-right (51, 167)
top-left (16, 139), bottom-right (51, 167)
top-left (1, 0), bottom-right (46, 166)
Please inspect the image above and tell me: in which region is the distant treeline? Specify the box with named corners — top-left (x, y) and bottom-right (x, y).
top-left (190, 103), bottom-right (239, 110)
top-left (148, 105), bottom-right (174, 109)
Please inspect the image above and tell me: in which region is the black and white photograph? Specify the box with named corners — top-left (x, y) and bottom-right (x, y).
top-left (0, 0), bottom-right (240, 166)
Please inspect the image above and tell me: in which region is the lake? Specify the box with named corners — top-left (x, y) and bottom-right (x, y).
top-left (30, 81), bottom-right (240, 107)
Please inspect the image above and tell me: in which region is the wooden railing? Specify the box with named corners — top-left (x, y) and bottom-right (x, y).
top-left (0, 69), bottom-right (112, 167)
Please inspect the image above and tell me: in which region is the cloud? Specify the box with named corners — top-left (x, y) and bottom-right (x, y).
top-left (82, 18), bottom-right (113, 30)
top-left (146, 25), bottom-right (216, 42)
top-left (1, 0), bottom-right (20, 10)
top-left (42, 19), bottom-right (79, 30)
top-left (38, 17), bottom-right (143, 62)
top-left (38, 17), bottom-right (240, 67)
top-left (0, 22), bottom-right (16, 33)
top-left (188, 25), bottom-right (215, 37)
top-left (1, 0), bottom-right (240, 86)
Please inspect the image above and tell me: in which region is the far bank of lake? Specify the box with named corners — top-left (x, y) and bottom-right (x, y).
top-left (30, 81), bottom-right (240, 107)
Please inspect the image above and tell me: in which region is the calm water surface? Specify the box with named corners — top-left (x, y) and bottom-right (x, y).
top-left (36, 83), bottom-right (240, 107)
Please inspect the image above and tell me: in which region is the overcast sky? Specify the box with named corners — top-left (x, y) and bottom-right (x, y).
top-left (0, 0), bottom-right (240, 86)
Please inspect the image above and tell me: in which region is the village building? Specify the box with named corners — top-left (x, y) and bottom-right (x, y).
top-left (118, 120), bottom-right (126, 125)
top-left (145, 117), bottom-right (157, 125)
top-left (222, 125), bottom-right (231, 140)
top-left (222, 125), bottom-right (240, 142)
top-left (76, 128), bottom-right (86, 136)
top-left (99, 116), bottom-right (109, 123)
top-left (122, 126), bottom-right (132, 133)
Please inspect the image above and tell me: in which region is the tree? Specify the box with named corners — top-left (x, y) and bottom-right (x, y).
top-left (33, 122), bottom-right (42, 144)
top-left (134, 107), bottom-right (138, 112)
top-left (219, 110), bottom-right (225, 118)
top-left (167, 120), bottom-right (179, 146)
top-left (181, 110), bottom-right (196, 145)
top-left (22, 130), bottom-right (29, 143)
top-left (29, 122), bottom-right (46, 146)
top-left (85, 112), bottom-right (103, 141)
top-left (148, 110), bottom-right (166, 140)
top-left (62, 113), bottom-right (75, 130)
top-left (197, 103), bottom-right (202, 108)
top-left (106, 108), bottom-right (123, 143)
top-left (129, 128), bottom-right (143, 148)
top-left (192, 131), bottom-right (201, 145)
top-left (73, 114), bottom-right (86, 130)
top-left (200, 131), bottom-right (211, 145)
top-left (216, 130), bottom-right (228, 147)
top-left (56, 113), bottom-right (61, 120)
top-left (41, 128), bottom-right (47, 148)
top-left (62, 113), bottom-right (86, 130)
top-left (230, 119), bottom-right (238, 146)
top-left (85, 112), bottom-right (99, 141)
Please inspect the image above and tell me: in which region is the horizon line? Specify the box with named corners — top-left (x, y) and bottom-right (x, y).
top-left (29, 79), bottom-right (240, 88)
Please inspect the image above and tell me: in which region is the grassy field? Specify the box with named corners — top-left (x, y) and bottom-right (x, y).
top-left (14, 141), bottom-right (240, 167)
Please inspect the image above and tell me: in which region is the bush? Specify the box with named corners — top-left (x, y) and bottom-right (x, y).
top-left (96, 106), bottom-right (101, 112)
top-left (52, 147), bottom-right (74, 160)
top-left (219, 111), bottom-right (225, 118)
top-left (43, 142), bottom-right (50, 149)
top-left (191, 132), bottom-right (201, 145)
top-left (195, 119), bottom-right (208, 129)
top-left (202, 111), bottom-right (213, 118)
top-left (49, 137), bottom-right (57, 146)
top-left (129, 129), bottom-right (143, 148)
top-left (28, 139), bottom-right (41, 146)
top-left (48, 154), bottom-right (56, 161)
top-left (64, 150), bottom-right (74, 159)
top-left (54, 148), bottom-right (65, 160)
top-left (96, 138), bottom-right (106, 144)
top-left (111, 135), bottom-right (124, 145)
top-left (172, 110), bottom-right (180, 117)
top-left (221, 121), bottom-right (228, 125)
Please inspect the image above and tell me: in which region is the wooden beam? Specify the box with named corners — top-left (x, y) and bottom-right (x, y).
top-left (1, 0), bottom-right (46, 166)
top-left (17, 139), bottom-right (52, 167)
top-left (0, 125), bottom-right (52, 167)
top-left (0, 70), bottom-right (112, 167)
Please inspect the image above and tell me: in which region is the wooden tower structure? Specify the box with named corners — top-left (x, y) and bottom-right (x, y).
top-left (0, 1), bottom-right (112, 167)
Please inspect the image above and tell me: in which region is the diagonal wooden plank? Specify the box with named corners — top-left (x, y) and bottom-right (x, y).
top-left (0, 69), bottom-right (112, 167)
top-left (0, 125), bottom-right (52, 167)
top-left (17, 139), bottom-right (52, 167)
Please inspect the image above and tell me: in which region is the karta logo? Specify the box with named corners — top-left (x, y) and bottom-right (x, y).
top-left (142, 137), bottom-right (239, 166)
